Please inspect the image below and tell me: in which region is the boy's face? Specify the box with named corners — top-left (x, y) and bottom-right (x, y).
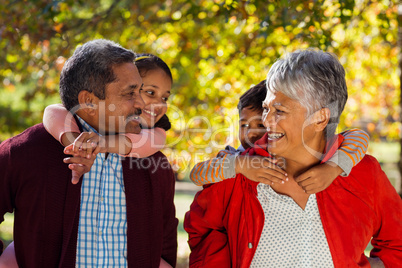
top-left (239, 107), bottom-right (266, 150)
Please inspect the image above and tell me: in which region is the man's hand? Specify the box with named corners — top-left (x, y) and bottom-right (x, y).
top-left (294, 162), bottom-right (343, 194)
top-left (235, 155), bottom-right (288, 185)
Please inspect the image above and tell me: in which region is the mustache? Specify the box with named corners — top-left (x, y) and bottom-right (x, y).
top-left (125, 109), bottom-right (142, 122)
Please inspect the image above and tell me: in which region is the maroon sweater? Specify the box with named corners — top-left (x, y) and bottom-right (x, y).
top-left (0, 123), bottom-right (178, 267)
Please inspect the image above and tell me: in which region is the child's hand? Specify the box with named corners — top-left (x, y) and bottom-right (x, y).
top-left (64, 143), bottom-right (99, 184)
top-left (294, 162), bottom-right (343, 194)
top-left (71, 132), bottom-right (107, 157)
top-left (235, 155), bottom-right (288, 185)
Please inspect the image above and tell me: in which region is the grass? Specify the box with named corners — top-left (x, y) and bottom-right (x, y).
top-left (368, 142), bottom-right (399, 164)
top-left (368, 142), bottom-right (401, 193)
top-left (174, 193), bottom-right (196, 267)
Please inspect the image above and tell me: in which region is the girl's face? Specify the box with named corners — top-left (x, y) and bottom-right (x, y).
top-left (139, 68), bottom-right (172, 128)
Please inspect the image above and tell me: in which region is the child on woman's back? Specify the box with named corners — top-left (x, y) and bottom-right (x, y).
top-left (190, 80), bottom-right (369, 194)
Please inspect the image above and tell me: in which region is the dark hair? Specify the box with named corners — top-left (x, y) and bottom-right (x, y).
top-left (135, 53), bottom-right (173, 82)
top-left (237, 80), bottom-right (266, 113)
top-left (60, 39), bottom-right (136, 111)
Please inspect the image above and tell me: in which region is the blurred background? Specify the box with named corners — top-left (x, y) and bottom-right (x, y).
top-left (0, 0), bottom-right (401, 266)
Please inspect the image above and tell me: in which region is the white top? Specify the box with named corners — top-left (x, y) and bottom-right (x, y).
top-left (250, 184), bottom-right (334, 268)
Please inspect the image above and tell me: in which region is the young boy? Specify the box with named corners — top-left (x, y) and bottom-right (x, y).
top-left (190, 80), bottom-right (369, 194)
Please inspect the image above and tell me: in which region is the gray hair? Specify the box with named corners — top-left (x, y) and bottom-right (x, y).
top-left (60, 39), bottom-right (136, 111)
top-left (266, 49), bottom-right (348, 136)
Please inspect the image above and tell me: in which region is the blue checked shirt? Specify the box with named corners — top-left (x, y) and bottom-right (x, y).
top-left (76, 117), bottom-right (128, 267)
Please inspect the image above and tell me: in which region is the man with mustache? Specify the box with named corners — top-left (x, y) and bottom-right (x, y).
top-left (0, 39), bottom-right (178, 267)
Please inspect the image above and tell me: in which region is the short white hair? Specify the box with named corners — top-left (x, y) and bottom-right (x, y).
top-left (266, 49), bottom-right (348, 136)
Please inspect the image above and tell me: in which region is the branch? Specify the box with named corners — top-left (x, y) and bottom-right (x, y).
top-left (63, 0), bottom-right (122, 35)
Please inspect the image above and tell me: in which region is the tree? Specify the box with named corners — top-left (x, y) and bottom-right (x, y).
top-left (0, 0), bottom-right (400, 184)
top-left (398, 1), bottom-right (402, 194)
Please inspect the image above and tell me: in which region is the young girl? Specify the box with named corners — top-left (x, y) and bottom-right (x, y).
top-left (0, 54), bottom-right (174, 268)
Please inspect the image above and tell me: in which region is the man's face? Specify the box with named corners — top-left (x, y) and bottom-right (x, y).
top-left (238, 107), bottom-right (266, 150)
top-left (96, 62), bottom-right (145, 134)
top-left (262, 91), bottom-right (316, 160)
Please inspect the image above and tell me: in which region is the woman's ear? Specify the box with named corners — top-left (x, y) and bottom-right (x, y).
top-left (313, 108), bottom-right (330, 132)
top-left (77, 90), bottom-right (97, 116)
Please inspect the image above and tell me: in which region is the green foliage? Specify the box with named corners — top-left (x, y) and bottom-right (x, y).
top-left (0, 0), bottom-right (400, 175)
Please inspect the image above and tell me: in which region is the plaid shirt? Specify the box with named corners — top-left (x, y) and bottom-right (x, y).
top-left (76, 117), bottom-right (127, 267)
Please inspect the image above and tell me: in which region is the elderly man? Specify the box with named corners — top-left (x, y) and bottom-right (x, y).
top-left (0, 39), bottom-right (177, 267)
top-left (184, 49), bottom-right (402, 267)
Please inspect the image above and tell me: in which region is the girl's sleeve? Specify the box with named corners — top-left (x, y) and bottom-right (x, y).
top-left (327, 128), bottom-right (370, 176)
top-left (123, 128), bottom-right (166, 158)
top-left (189, 146), bottom-right (239, 186)
top-left (43, 104), bottom-right (80, 143)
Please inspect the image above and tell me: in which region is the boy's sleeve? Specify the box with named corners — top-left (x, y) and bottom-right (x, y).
top-left (327, 129), bottom-right (369, 176)
top-left (122, 128), bottom-right (166, 158)
top-left (43, 104), bottom-right (80, 144)
top-left (189, 146), bottom-right (239, 186)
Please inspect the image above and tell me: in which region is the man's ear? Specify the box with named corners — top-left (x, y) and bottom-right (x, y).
top-left (313, 108), bottom-right (330, 132)
top-left (77, 90), bottom-right (98, 116)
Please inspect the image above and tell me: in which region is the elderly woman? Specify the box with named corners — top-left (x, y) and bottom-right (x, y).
top-left (184, 50), bottom-right (402, 267)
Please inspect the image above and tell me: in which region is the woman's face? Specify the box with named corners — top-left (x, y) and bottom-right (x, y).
top-left (139, 68), bottom-right (172, 128)
top-left (262, 91), bottom-right (316, 161)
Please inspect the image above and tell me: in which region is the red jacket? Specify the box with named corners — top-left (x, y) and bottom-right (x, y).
top-left (184, 134), bottom-right (402, 267)
top-left (0, 123), bottom-right (178, 267)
